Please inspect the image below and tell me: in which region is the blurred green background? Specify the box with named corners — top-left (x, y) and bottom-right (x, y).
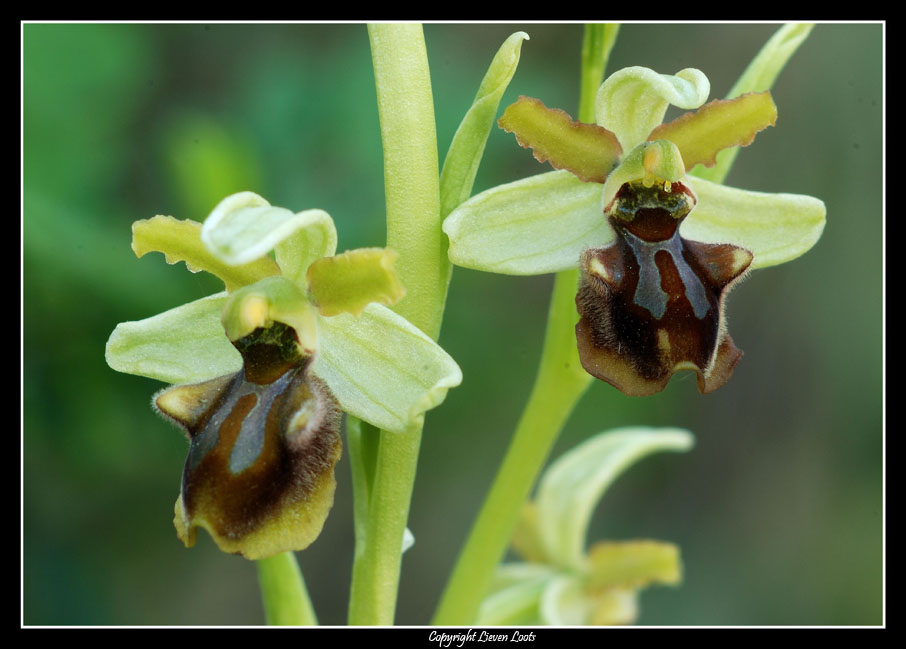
top-left (23, 23), bottom-right (882, 626)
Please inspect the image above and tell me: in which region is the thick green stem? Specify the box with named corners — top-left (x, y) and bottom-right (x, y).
top-left (348, 23), bottom-right (444, 626)
top-left (431, 25), bottom-right (616, 625)
top-left (367, 23), bottom-right (446, 341)
top-left (257, 552), bottom-right (317, 625)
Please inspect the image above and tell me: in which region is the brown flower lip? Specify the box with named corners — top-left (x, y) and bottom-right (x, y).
top-left (576, 180), bottom-right (753, 396)
top-left (156, 322), bottom-right (342, 559)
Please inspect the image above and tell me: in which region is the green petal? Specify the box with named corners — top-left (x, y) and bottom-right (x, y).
top-left (534, 428), bottom-right (694, 570)
top-left (647, 92), bottom-right (777, 171)
top-left (694, 23), bottom-right (815, 184)
top-left (105, 293), bottom-right (241, 384)
top-left (440, 31), bottom-right (529, 217)
top-left (306, 248), bottom-right (405, 317)
top-left (311, 303), bottom-right (462, 434)
top-left (684, 177), bottom-right (826, 269)
top-left (595, 67), bottom-right (710, 151)
top-left (476, 563), bottom-right (558, 626)
top-left (443, 170), bottom-right (610, 275)
top-left (201, 192), bottom-right (338, 281)
top-left (132, 215), bottom-right (279, 292)
top-left (586, 540), bottom-right (681, 590)
top-left (498, 96), bottom-right (622, 183)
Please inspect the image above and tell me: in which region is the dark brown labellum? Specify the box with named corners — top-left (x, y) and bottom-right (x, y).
top-left (155, 322), bottom-right (342, 559)
top-left (576, 181), bottom-right (753, 395)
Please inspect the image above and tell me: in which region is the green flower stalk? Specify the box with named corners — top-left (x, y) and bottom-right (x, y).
top-left (348, 24), bottom-right (529, 625)
top-left (105, 191), bottom-right (461, 569)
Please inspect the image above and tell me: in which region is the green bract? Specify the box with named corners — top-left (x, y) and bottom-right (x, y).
top-left (105, 192), bottom-right (462, 558)
top-left (477, 428), bottom-right (693, 626)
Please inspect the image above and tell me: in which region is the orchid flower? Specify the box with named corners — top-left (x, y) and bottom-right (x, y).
top-left (444, 63), bottom-right (825, 395)
top-left (105, 192), bottom-right (461, 559)
top-left (477, 427), bottom-right (693, 625)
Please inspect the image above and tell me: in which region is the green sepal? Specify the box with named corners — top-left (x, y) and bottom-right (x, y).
top-left (586, 540), bottom-right (682, 591)
top-left (311, 303), bottom-right (462, 434)
top-left (202, 192), bottom-right (337, 276)
top-left (440, 31), bottom-right (529, 217)
top-left (647, 92), bottom-right (777, 171)
top-left (499, 96), bottom-right (622, 183)
top-left (132, 215), bottom-right (279, 292)
top-left (105, 292), bottom-right (241, 385)
top-left (306, 248), bottom-right (405, 317)
top-left (532, 427), bottom-right (694, 570)
top-left (684, 176), bottom-right (826, 269)
top-left (221, 276), bottom-right (319, 353)
top-left (443, 169), bottom-right (609, 275)
top-left (595, 67), bottom-right (710, 151)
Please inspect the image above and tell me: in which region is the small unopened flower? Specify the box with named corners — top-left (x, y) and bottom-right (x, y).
top-left (106, 192), bottom-right (461, 559)
top-left (477, 428), bottom-right (693, 626)
top-left (444, 64), bottom-right (825, 395)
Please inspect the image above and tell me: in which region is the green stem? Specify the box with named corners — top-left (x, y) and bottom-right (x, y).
top-left (431, 24), bottom-right (617, 625)
top-left (257, 552), bottom-right (317, 625)
top-left (579, 24), bottom-right (619, 124)
top-left (348, 23), bottom-right (444, 626)
top-left (367, 22), bottom-right (447, 341)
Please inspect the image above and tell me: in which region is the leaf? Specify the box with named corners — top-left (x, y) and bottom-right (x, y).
top-left (440, 31), bottom-right (530, 217)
